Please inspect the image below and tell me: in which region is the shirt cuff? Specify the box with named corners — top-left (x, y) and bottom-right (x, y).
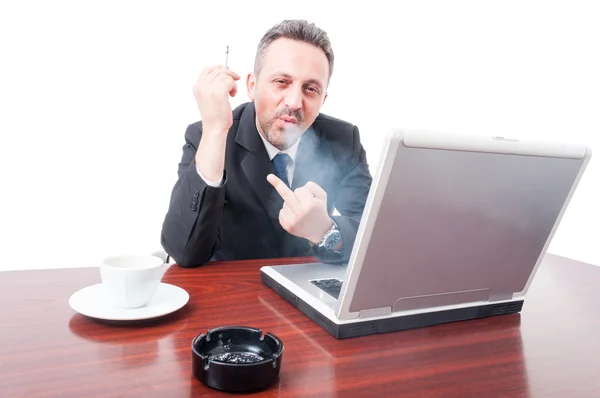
top-left (195, 164), bottom-right (224, 187)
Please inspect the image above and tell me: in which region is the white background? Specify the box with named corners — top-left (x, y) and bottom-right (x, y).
top-left (0, 0), bottom-right (598, 271)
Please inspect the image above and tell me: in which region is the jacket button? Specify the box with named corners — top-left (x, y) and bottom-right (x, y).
top-left (192, 197), bottom-right (199, 205)
top-left (190, 204), bottom-right (197, 212)
top-left (193, 189), bottom-right (200, 198)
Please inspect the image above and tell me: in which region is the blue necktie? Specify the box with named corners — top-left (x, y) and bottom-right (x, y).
top-left (272, 153), bottom-right (291, 187)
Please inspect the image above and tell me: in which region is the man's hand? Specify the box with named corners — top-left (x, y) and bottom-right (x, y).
top-left (267, 174), bottom-right (333, 244)
top-left (193, 65), bottom-right (241, 181)
top-left (193, 65), bottom-right (241, 135)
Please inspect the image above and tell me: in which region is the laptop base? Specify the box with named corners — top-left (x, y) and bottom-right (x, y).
top-left (260, 270), bottom-right (524, 339)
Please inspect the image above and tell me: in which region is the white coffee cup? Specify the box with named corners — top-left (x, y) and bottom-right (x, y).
top-left (100, 254), bottom-right (166, 309)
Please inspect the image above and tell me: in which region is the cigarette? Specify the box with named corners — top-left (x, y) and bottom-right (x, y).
top-left (225, 45), bottom-right (229, 69)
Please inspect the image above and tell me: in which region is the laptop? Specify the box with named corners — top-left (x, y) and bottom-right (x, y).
top-left (260, 128), bottom-right (592, 339)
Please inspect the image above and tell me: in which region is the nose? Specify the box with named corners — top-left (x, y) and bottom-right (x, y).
top-left (283, 86), bottom-right (303, 111)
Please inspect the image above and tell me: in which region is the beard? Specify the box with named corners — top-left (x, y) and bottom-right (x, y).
top-left (257, 106), bottom-right (305, 150)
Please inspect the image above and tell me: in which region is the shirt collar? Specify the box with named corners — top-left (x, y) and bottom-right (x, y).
top-left (258, 130), bottom-right (301, 162)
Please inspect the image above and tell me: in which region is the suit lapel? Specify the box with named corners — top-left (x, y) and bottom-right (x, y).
top-left (292, 127), bottom-right (323, 190)
top-left (235, 103), bottom-right (285, 233)
top-left (292, 126), bottom-right (337, 216)
top-left (284, 127), bottom-right (323, 256)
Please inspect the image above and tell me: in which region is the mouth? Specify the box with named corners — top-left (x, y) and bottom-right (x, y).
top-left (278, 116), bottom-right (297, 124)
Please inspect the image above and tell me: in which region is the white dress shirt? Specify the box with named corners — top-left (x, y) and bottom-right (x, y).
top-left (196, 132), bottom-right (301, 187)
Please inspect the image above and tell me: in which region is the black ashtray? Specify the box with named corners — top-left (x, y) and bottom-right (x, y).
top-left (191, 326), bottom-right (284, 393)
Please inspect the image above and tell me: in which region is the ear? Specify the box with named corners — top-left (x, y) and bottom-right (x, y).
top-left (322, 91), bottom-right (328, 106)
top-left (246, 72), bottom-right (256, 100)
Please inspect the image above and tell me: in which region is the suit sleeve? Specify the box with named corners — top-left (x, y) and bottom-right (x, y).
top-left (319, 125), bottom-right (373, 264)
top-left (160, 123), bottom-right (226, 267)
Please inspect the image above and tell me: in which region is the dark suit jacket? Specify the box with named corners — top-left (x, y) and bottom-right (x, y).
top-left (161, 101), bottom-right (372, 268)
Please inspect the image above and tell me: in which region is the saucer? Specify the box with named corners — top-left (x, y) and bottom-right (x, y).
top-left (69, 283), bottom-right (190, 321)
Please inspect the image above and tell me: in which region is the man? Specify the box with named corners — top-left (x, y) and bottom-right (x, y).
top-left (161, 19), bottom-right (372, 268)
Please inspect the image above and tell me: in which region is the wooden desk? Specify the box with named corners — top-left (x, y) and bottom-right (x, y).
top-left (0, 254), bottom-right (598, 397)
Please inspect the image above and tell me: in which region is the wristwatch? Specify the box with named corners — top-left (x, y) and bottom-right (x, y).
top-left (317, 219), bottom-right (342, 251)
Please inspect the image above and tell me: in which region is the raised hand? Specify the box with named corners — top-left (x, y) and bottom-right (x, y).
top-left (193, 65), bottom-right (241, 182)
top-left (267, 174), bottom-right (333, 244)
top-left (192, 65), bottom-right (241, 135)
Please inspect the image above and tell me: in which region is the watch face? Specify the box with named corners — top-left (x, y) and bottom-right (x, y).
top-left (323, 230), bottom-right (342, 250)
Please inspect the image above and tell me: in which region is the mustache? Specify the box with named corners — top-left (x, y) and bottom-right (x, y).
top-left (274, 107), bottom-right (303, 124)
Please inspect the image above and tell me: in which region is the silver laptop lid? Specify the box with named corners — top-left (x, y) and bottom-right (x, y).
top-left (337, 129), bottom-right (591, 320)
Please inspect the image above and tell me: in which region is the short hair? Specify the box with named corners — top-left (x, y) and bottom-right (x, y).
top-left (254, 19), bottom-right (334, 82)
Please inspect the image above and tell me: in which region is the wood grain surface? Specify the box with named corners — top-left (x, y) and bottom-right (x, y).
top-left (0, 254), bottom-right (599, 397)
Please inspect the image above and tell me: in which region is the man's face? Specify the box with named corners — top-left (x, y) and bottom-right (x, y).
top-left (247, 38), bottom-right (329, 150)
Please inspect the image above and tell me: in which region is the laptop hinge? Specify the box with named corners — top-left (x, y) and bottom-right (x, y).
top-left (358, 307), bottom-right (392, 319)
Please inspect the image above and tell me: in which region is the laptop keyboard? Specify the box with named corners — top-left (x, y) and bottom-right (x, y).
top-left (310, 278), bottom-right (344, 299)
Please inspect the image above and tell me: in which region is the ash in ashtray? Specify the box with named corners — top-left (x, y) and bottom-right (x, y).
top-left (210, 352), bottom-right (265, 364)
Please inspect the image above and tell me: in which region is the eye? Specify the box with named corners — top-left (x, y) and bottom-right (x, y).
top-left (274, 79), bottom-right (288, 85)
top-left (306, 86), bottom-right (320, 94)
